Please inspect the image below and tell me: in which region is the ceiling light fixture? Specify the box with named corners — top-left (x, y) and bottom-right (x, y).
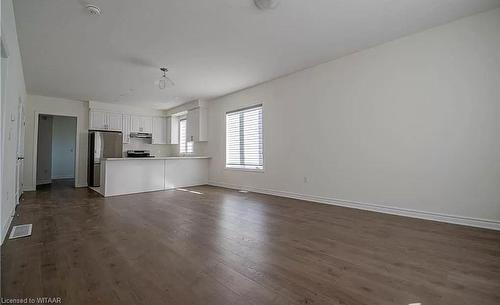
top-left (158, 68), bottom-right (175, 89)
top-left (85, 4), bottom-right (101, 16)
top-left (254, 0), bottom-right (280, 10)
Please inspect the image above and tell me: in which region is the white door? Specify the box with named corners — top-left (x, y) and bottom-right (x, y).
top-left (90, 110), bottom-right (107, 130)
top-left (15, 98), bottom-right (25, 202)
top-left (107, 112), bottom-right (123, 131)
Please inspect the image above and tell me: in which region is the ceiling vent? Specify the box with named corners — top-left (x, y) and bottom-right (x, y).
top-left (254, 0), bottom-right (280, 10)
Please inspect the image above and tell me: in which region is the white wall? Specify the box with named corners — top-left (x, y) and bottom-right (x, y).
top-left (36, 115), bottom-right (52, 184)
top-left (51, 116), bottom-right (76, 179)
top-left (24, 95), bottom-right (89, 190)
top-left (1, 0), bottom-right (27, 242)
top-left (207, 8), bottom-right (500, 229)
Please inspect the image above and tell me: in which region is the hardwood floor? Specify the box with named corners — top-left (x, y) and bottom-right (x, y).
top-left (2, 182), bottom-right (500, 305)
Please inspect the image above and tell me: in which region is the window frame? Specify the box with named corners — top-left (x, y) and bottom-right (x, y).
top-left (224, 104), bottom-right (264, 172)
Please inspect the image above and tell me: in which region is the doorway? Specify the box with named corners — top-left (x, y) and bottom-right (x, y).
top-left (35, 114), bottom-right (77, 189)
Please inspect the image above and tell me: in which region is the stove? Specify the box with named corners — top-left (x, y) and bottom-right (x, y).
top-left (126, 150), bottom-right (154, 158)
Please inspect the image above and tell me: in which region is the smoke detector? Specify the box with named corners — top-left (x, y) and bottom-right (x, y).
top-left (86, 4), bottom-right (101, 16)
top-left (254, 0), bottom-right (280, 10)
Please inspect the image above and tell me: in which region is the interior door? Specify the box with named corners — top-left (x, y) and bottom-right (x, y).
top-left (15, 98), bottom-right (25, 202)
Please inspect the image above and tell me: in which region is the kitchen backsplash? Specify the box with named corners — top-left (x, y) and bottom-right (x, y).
top-left (123, 138), bottom-right (207, 157)
top-left (123, 138), bottom-right (172, 157)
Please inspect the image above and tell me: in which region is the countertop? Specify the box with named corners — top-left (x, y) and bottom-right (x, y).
top-left (102, 156), bottom-right (211, 161)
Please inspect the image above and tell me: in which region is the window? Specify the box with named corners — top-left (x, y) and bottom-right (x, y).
top-left (179, 119), bottom-right (193, 154)
top-left (226, 104), bottom-right (263, 170)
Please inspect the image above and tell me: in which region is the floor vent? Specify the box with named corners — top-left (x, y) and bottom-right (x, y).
top-left (9, 224), bottom-right (33, 240)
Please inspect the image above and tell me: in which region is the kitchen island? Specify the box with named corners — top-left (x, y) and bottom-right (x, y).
top-left (97, 156), bottom-right (210, 197)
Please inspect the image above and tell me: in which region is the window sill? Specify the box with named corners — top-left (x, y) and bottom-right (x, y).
top-left (225, 167), bottom-right (264, 173)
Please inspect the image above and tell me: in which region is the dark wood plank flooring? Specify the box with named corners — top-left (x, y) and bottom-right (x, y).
top-left (2, 180), bottom-right (500, 305)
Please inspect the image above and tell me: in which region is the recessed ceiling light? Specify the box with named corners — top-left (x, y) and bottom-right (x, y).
top-left (254, 0), bottom-right (280, 10)
top-left (86, 4), bottom-right (101, 16)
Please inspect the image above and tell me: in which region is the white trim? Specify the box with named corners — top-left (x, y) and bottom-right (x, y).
top-left (33, 112), bottom-right (79, 188)
top-left (1, 33), bottom-right (10, 58)
top-left (224, 167), bottom-right (264, 173)
top-left (23, 185), bottom-right (35, 192)
top-left (208, 181), bottom-right (500, 231)
top-left (1, 204), bottom-right (16, 244)
top-left (51, 175), bottom-right (75, 180)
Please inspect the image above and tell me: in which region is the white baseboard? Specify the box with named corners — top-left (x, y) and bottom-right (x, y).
top-left (208, 181), bottom-right (500, 231)
top-left (51, 175), bottom-right (75, 180)
top-left (1, 205), bottom-right (16, 245)
top-left (23, 185), bottom-right (36, 192)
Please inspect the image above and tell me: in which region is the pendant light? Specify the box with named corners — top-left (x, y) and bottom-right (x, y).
top-left (159, 68), bottom-right (175, 89)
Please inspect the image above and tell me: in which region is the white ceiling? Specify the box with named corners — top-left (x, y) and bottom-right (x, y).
top-left (14, 0), bottom-right (500, 109)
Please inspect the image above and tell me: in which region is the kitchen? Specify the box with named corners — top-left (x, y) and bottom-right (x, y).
top-left (87, 100), bottom-right (210, 197)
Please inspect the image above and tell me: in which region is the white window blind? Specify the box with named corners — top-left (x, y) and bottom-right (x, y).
top-left (226, 104), bottom-right (263, 170)
top-left (179, 119), bottom-right (193, 154)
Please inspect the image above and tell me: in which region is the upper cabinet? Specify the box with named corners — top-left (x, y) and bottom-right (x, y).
top-left (186, 107), bottom-right (207, 142)
top-left (152, 117), bottom-right (168, 144)
top-left (167, 116), bottom-right (179, 144)
top-left (90, 110), bottom-right (123, 131)
top-left (130, 115), bottom-right (153, 133)
top-left (107, 112), bottom-right (123, 131)
top-left (122, 114), bottom-right (131, 144)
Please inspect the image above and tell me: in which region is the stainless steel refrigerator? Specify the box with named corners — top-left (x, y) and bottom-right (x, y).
top-left (88, 130), bottom-right (123, 187)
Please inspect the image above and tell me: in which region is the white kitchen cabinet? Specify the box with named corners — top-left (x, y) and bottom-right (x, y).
top-left (122, 114), bottom-right (130, 143)
top-left (166, 116), bottom-right (179, 144)
top-left (143, 116), bottom-right (152, 133)
top-left (130, 115), bottom-right (153, 133)
top-left (152, 117), bottom-right (168, 144)
top-left (89, 110), bottom-right (107, 130)
top-left (186, 107), bottom-right (207, 142)
top-left (107, 113), bottom-right (123, 131)
top-left (90, 110), bottom-right (123, 131)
